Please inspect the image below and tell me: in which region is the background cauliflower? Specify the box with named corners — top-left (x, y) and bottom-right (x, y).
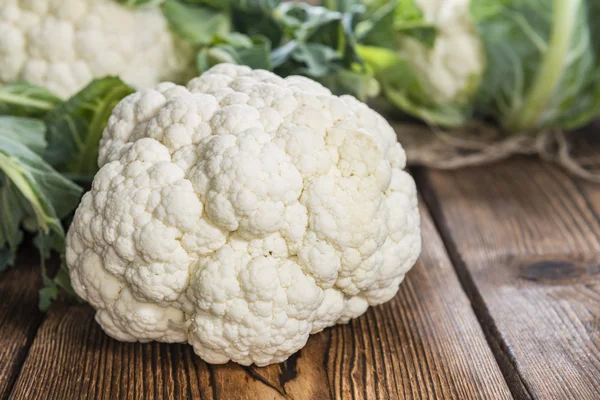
top-left (356, 0), bottom-right (484, 127)
top-left (0, 0), bottom-right (193, 98)
top-left (66, 64), bottom-right (421, 366)
top-left (403, 0), bottom-right (484, 103)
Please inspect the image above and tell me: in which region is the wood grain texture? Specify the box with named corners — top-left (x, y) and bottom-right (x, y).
top-left (418, 158), bottom-right (600, 400)
top-left (0, 251), bottom-right (43, 400)
top-left (9, 200), bottom-right (511, 400)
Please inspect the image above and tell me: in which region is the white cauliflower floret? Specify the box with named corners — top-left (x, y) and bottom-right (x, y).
top-left (189, 130), bottom-right (304, 238)
top-left (186, 245), bottom-right (323, 365)
top-left (66, 64), bottom-right (421, 366)
top-left (0, 0), bottom-right (193, 98)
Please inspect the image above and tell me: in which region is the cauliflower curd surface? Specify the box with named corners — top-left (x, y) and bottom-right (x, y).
top-left (66, 64), bottom-right (421, 366)
top-left (0, 0), bottom-right (193, 98)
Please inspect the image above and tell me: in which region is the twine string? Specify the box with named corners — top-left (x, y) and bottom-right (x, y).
top-left (393, 122), bottom-right (600, 182)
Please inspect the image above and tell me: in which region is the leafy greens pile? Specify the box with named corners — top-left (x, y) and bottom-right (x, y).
top-left (158, 0), bottom-right (381, 101)
top-left (472, 0), bottom-right (600, 133)
top-left (1, 0), bottom-right (599, 309)
top-left (149, 0), bottom-right (600, 132)
top-left (330, 0), bottom-right (600, 133)
top-left (0, 79), bottom-right (134, 308)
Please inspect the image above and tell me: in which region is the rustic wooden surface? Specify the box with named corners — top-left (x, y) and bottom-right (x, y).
top-left (418, 158), bottom-right (600, 399)
top-left (0, 251), bottom-right (43, 400)
top-left (1, 158), bottom-right (599, 399)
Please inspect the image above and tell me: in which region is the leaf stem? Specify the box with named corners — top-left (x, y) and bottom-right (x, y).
top-left (505, 0), bottom-right (580, 133)
top-left (0, 153), bottom-right (50, 232)
top-left (0, 92), bottom-right (57, 111)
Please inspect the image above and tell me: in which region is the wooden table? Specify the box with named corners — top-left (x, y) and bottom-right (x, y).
top-left (1, 157), bottom-right (599, 399)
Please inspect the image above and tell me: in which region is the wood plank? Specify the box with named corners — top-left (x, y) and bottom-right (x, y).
top-left (0, 251), bottom-right (44, 400)
top-left (418, 158), bottom-right (600, 399)
top-left (9, 200), bottom-right (511, 400)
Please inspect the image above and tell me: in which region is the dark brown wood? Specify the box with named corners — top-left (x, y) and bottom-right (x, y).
top-left (418, 158), bottom-right (600, 400)
top-left (0, 251), bottom-right (43, 400)
top-left (8, 200), bottom-right (511, 400)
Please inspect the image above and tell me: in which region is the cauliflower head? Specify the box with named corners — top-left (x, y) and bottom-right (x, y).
top-left (66, 64), bottom-right (421, 366)
top-left (0, 0), bottom-right (193, 98)
top-left (402, 0), bottom-right (484, 103)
